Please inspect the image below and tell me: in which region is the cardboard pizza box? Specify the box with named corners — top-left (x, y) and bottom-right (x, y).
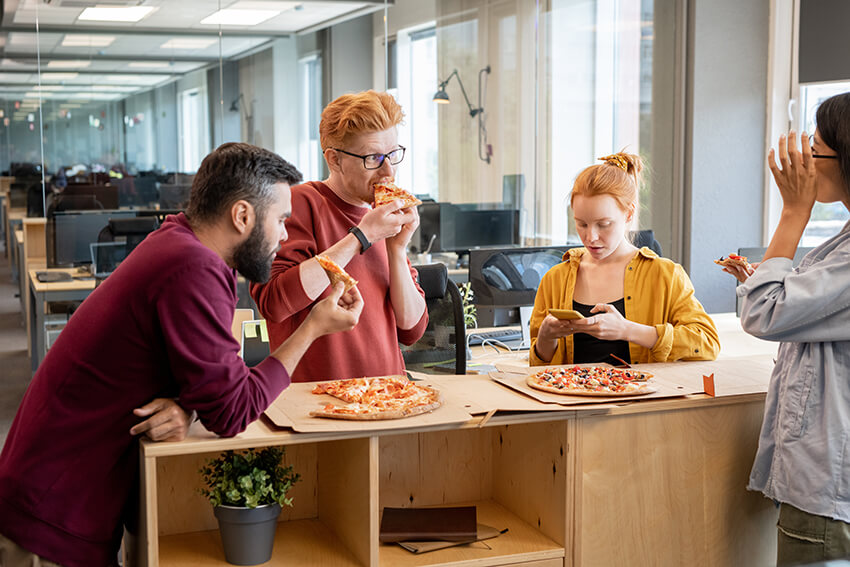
top-left (264, 376), bottom-right (473, 433)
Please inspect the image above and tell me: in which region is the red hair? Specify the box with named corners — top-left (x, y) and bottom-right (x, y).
top-left (319, 90), bottom-right (404, 150)
top-left (570, 152), bottom-right (643, 214)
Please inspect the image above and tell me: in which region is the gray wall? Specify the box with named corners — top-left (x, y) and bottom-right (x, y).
top-left (153, 82), bottom-right (179, 172)
top-left (684, 0), bottom-right (769, 313)
top-left (329, 14), bottom-right (373, 98)
top-left (208, 60), bottom-right (242, 148)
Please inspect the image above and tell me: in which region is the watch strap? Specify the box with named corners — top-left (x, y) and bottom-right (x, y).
top-left (348, 226), bottom-right (371, 254)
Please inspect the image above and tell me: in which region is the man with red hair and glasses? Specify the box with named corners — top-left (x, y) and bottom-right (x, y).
top-left (251, 90), bottom-right (427, 382)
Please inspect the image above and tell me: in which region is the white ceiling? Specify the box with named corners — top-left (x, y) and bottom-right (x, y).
top-left (0, 0), bottom-right (388, 102)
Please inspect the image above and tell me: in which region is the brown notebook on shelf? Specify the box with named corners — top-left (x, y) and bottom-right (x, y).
top-left (380, 506), bottom-right (477, 543)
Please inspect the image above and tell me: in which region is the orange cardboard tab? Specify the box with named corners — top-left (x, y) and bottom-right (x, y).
top-left (703, 373), bottom-right (716, 397)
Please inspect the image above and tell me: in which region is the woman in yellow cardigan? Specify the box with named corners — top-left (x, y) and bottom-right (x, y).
top-left (530, 152), bottom-right (719, 366)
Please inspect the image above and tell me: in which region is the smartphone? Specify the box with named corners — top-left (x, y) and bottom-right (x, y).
top-left (548, 308), bottom-right (585, 320)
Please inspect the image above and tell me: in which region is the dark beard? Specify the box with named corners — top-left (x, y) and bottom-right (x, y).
top-left (232, 220), bottom-right (275, 283)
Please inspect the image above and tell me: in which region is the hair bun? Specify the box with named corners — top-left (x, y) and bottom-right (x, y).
top-left (597, 152), bottom-right (643, 175)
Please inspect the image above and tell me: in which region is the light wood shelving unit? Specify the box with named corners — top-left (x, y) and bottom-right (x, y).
top-left (134, 385), bottom-right (777, 567)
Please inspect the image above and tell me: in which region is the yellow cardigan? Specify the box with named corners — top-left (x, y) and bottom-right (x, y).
top-left (529, 247), bottom-right (720, 365)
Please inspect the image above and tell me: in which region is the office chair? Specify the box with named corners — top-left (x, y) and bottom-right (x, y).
top-left (401, 263), bottom-right (467, 375)
top-left (630, 229), bottom-right (663, 256)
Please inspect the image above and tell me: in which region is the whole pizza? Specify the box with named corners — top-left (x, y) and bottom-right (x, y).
top-left (310, 376), bottom-right (442, 420)
top-left (526, 366), bottom-right (656, 397)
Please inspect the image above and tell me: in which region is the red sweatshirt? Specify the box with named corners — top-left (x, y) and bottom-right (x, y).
top-left (0, 214), bottom-right (290, 566)
top-left (250, 181), bottom-right (427, 382)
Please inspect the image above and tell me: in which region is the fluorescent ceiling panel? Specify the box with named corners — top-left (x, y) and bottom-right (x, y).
top-left (61, 35), bottom-right (116, 48)
top-left (40, 73), bottom-right (80, 80)
top-left (232, 1), bottom-right (303, 9)
top-left (47, 60), bottom-right (92, 69)
top-left (78, 6), bottom-right (157, 23)
top-left (8, 32), bottom-right (39, 47)
top-left (159, 38), bottom-right (218, 50)
top-left (200, 9), bottom-right (280, 26)
top-left (128, 61), bottom-right (170, 69)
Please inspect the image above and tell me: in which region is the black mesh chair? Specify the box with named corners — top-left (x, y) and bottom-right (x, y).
top-left (631, 229), bottom-right (663, 256)
top-left (401, 263), bottom-right (466, 375)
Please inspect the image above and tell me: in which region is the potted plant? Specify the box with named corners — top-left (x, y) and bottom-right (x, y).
top-left (199, 446), bottom-right (300, 565)
top-left (459, 282), bottom-right (477, 329)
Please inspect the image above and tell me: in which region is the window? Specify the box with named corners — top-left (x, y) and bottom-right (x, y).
top-left (798, 81), bottom-right (850, 247)
top-left (177, 87), bottom-right (209, 174)
top-left (298, 54), bottom-right (322, 181)
top-left (393, 24), bottom-right (439, 198)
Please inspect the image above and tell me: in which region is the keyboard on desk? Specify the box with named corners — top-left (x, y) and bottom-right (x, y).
top-left (466, 328), bottom-right (524, 346)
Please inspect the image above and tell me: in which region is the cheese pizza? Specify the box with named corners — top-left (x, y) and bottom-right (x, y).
top-left (373, 179), bottom-right (422, 208)
top-left (526, 366), bottom-right (656, 397)
top-left (310, 376), bottom-right (442, 420)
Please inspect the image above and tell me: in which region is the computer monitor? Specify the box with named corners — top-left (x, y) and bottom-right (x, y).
top-left (90, 241), bottom-right (128, 278)
top-left (469, 245), bottom-right (573, 327)
top-left (47, 210), bottom-right (136, 268)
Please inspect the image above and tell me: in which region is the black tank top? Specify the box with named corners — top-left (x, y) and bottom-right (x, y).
top-left (572, 298), bottom-right (632, 365)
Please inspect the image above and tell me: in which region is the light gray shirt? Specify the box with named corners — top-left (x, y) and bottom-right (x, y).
top-left (737, 220), bottom-right (850, 522)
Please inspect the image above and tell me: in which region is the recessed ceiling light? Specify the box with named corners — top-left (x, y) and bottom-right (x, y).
top-left (160, 38), bottom-right (218, 50)
top-left (47, 60), bottom-right (91, 69)
top-left (78, 6), bottom-right (156, 23)
top-left (61, 35), bottom-right (116, 48)
top-left (200, 9), bottom-right (280, 26)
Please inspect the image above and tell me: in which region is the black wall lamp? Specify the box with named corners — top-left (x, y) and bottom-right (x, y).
top-left (433, 65), bottom-right (492, 163)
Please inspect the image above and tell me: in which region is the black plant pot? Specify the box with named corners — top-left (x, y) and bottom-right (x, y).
top-left (213, 503), bottom-right (282, 565)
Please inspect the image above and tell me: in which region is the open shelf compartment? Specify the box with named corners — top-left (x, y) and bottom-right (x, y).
top-left (377, 421), bottom-right (569, 567)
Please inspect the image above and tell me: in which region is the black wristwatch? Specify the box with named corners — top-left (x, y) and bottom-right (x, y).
top-left (348, 226), bottom-right (371, 254)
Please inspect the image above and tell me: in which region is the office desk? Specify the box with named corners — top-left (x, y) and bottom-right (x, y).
top-left (28, 268), bottom-right (95, 372)
top-left (134, 354), bottom-right (777, 566)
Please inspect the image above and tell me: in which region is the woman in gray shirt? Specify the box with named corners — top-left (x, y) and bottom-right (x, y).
top-left (731, 92), bottom-right (850, 565)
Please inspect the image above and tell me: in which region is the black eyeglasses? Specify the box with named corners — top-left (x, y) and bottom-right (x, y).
top-left (332, 146), bottom-right (406, 170)
top-left (809, 135), bottom-right (838, 159)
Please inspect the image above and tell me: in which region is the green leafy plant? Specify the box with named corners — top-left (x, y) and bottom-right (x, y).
top-left (199, 447), bottom-right (300, 509)
top-left (459, 282), bottom-right (477, 329)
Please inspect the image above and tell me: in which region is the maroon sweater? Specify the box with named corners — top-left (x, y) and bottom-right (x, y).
top-left (250, 181), bottom-right (427, 382)
top-left (0, 214), bottom-right (290, 566)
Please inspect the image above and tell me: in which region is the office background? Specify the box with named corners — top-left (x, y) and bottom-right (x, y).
top-left (0, 0), bottom-right (846, 313)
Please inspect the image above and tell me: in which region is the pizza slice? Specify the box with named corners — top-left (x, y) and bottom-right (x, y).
top-left (316, 255), bottom-right (358, 292)
top-left (714, 253), bottom-right (752, 271)
top-left (373, 179), bottom-right (422, 208)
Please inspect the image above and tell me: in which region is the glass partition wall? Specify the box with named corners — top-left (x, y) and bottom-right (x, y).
top-left (2, 0), bottom-right (681, 256)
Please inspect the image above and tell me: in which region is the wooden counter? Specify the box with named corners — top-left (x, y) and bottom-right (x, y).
top-left (133, 358), bottom-right (777, 567)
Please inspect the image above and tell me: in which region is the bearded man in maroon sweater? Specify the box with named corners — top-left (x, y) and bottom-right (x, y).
top-left (0, 143), bottom-right (363, 566)
top-left (251, 90), bottom-right (428, 382)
